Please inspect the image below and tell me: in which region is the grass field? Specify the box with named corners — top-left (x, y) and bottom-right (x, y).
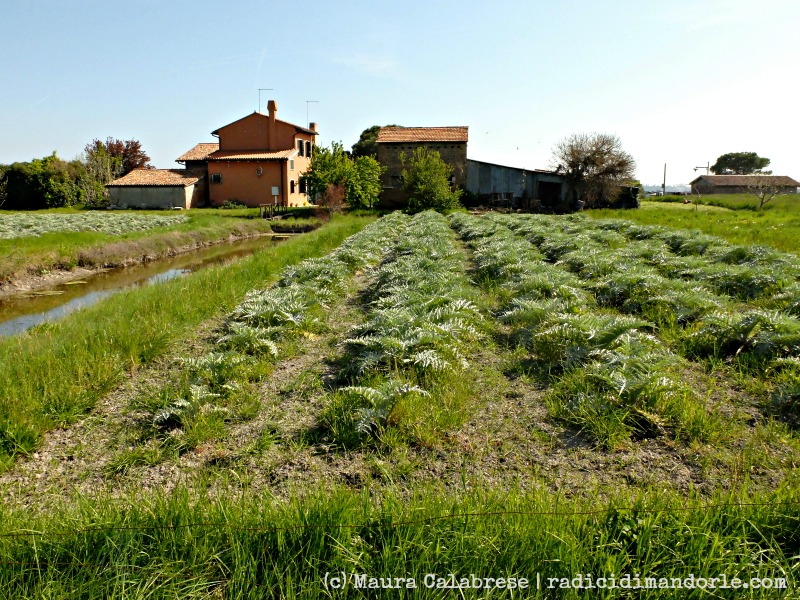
top-left (0, 207), bottom-right (320, 283)
top-left (0, 210), bottom-right (798, 597)
top-left (587, 194), bottom-right (800, 254)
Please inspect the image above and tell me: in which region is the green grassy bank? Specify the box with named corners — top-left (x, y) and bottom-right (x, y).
top-left (0, 484), bottom-right (796, 598)
top-left (588, 196), bottom-right (800, 255)
top-left (0, 215), bottom-right (373, 469)
top-left (0, 208), bottom-right (320, 283)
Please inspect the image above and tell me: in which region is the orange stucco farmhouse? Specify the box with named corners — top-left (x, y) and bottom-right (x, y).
top-left (107, 100), bottom-right (317, 208)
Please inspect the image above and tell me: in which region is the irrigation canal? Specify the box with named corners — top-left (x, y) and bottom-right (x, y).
top-left (0, 235), bottom-right (287, 337)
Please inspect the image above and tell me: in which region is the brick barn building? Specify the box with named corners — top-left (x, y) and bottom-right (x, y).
top-left (376, 126), bottom-right (468, 207)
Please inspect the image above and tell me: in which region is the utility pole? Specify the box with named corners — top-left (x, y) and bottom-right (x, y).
top-left (693, 161), bottom-right (710, 175)
top-left (258, 88), bottom-right (274, 113)
top-left (662, 163), bottom-right (666, 197)
top-left (306, 100), bottom-right (319, 128)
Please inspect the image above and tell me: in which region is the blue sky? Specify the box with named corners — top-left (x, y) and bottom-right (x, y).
top-left (1, 0), bottom-right (797, 185)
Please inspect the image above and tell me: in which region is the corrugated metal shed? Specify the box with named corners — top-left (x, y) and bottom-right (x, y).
top-left (466, 159), bottom-right (569, 208)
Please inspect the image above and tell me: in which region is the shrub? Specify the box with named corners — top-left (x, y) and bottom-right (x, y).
top-left (220, 199), bottom-right (247, 209)
top-left (401, 148), bottom-right (462, 213)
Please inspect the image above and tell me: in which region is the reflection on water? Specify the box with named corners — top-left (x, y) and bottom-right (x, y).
top-left (0, 236), bottom-right (282, 336)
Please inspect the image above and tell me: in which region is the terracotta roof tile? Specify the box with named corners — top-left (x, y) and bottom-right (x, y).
top-left (206, 149), bottom-right (297, 161)
top-left (377, 126), bottom-right (469, 143)
top-left (107, 169), bottom-right (204, 187)
top-left (691, 175), bottom-right (800, 187)
top-left (176, 143), bottom-right (219, 162)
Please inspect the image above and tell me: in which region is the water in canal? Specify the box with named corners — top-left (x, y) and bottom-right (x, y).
top-left (0, 236), bottom-right (284, 336)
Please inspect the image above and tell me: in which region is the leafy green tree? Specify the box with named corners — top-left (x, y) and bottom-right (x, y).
top-left (0, 153), bottom-right (84, 209)
top-left (0, 137), bottom-right (152, 210)
top-left (0, 164), bottom-right (7, 208)
top-left (86, 137), bottom-right (152, 176)
top-left (347, 156), bottom-right (384, 208)
top-left (81, 140), bottom-right (126, 208)
top-left (306, 142), bottom-right (385, 209)
top-left (551, 133), bottom-right (636, 209)
top-left (710, 152), bottom-right (770, 175)
top-left (351, 124), bottom-right (400, 158)
top-left (305, 142), bottom-right (353, 199)
top-left (401, 147), bottom-right (462, 213)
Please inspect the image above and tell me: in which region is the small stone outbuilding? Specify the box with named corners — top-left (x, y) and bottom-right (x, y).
top-left (107, 169), bottom-right (206, 209)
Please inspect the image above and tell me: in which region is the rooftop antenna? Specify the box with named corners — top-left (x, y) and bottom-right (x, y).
top-left (258, 88), bottom-right (274, 113)
top-left (306, 100), bottom-right (319, 128)
top-left (693, 161), bottom-right (710, 174)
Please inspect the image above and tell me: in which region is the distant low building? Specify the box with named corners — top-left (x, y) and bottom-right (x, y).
top-left (690, 175), bottom-right (799, 195)
top-left (376, 126), bottom-right (468, 207)
top-left (107, 169), bottom-right (206, 209)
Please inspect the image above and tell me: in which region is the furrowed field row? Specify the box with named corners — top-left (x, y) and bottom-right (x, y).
top-left (110, 212), bottom-right (412, 468)
top-left (319, 210), bottom-right (485, 447)
top-left (500, 213), bottom-right (800, 302)
top-left (489, 214), bottom-right (800, 379)
top-left (0, 212), bottom-right (189, 239)
top-left (449, 212), bottom-right (722, 448)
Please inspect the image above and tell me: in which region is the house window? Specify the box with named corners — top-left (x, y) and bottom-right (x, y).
top-left (299, 178), bottom-right (307, 194)
top-left (290, 159), bottom-right (294, 170)
top-left (391, 175), bottom-right (403, 188)
top-left (298, 140), bottom-right (304, 157)
top-left (211, 173), bottom-right (222, 184)
top-left (305, 141), bottom-right (312, 157)
top-left (290, 179), bottom-right (295, 194)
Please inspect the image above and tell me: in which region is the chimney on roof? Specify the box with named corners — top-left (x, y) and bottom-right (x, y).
top-left (267, 100), bottom-right (277, 150)
top-left (309, 122), bottom-right (318, 133)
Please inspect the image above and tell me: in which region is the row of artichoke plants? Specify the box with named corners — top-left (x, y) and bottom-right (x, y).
top-left (125, 212), bottom-right (413, 459)
top-left (449, 212), bottom-right (716, 449)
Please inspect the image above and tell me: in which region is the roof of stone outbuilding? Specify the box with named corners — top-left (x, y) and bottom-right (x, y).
top-left (690, 175), bottom-right (800, 187)
top-left (206, 149), bottom-right (298, 161)
top-left (106, 169), bottom-right (205, 187)
top-left (176, 143), bottom-right (219, 162)
top-left (377, 126), bottom-right (469, 143)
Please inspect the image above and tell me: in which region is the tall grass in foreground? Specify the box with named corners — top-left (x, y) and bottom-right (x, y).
top-left (0, 216), bottom-right (373, 470)
top-left (0, 484), bottom-right (796, 598)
